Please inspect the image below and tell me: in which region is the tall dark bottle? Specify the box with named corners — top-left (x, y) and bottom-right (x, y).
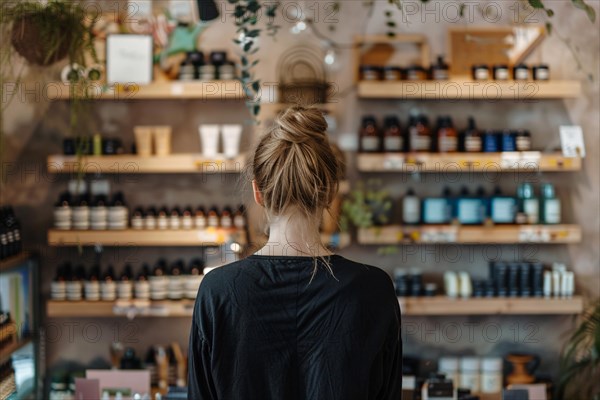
top-left (359, 116), bottom-right (381, 153)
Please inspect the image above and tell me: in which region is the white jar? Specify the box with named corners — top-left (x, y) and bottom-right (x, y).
top-left (480, 357), bottom-right (503, 393)
top-left (438, 357), bottom-right (459, 389)
top-left (459, 357), bottom-right (480, 393)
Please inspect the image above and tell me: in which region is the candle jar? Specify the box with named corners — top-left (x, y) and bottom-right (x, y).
top-left (406, 66), bottom-right (427, 81)
top-left (515, 130), bottom-right (532, 151)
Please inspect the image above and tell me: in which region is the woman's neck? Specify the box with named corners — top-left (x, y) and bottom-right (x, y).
top-left (254, 213), bottom-right (333, 257)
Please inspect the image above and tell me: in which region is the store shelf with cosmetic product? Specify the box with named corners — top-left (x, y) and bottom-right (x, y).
top-left (47, 259), bottom-right (206, 318)
top-left (50, 191), bottom-right (247, 247)
top-left (357, 114), bottom-right (582, 172)
top-left (49, 123), bottom-right (245, 174)
top-left (393, 262), bottom-right (583, 316)
top-left (357, 183), bottom-right (580, 245)
top-left (51, 50), bottom-right (245, 101)
top-left (356, 42), bottom-right (580, 100)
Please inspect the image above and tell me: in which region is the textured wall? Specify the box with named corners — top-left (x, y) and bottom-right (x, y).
top-left (1, 0), bottom-right (598, 383)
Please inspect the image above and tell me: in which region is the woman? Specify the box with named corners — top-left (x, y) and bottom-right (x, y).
top-left (188, 106), bottom-right (402, 399)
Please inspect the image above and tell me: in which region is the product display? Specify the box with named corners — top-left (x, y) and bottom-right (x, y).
top-left (359, 115), bottom-right (543, 154)
top-left (178, 50), bottom-right (236, 81)
top-left (51, 259), bottom-right (206, 302)
top-left (359, 57), bottom-right (450, 81)
top-left (0, 206), bottom-right (22, 260)
top-left (469, 63), bottom-right (550, 81)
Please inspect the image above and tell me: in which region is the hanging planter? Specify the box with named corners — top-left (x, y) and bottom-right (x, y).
top-left (10, 13), bottom-right (73, 66)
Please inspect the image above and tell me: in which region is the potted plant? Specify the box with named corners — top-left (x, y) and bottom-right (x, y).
top-left (340, 179), bottom-right (393, 232)
top-left (557, 300), bottom-right (600, 400)
top-left (2, 0), bottom-right (96, 67)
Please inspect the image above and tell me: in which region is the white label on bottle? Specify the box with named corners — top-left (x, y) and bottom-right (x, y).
top-left (221, 217), bottom-right (232, 228)
top-left (481, 373), bottom-right (502, 393)
top-left (438, 136), bottom-right (457, 152)
top-left (535, 69), bottom-right (549, 80)
top-left (560, 125), bottom-right (585, 157)
top-left (516, 136), bottom-right (531, 151)
top-left (460, 372), bottom-right (480, 392)
top-left (475, 69), bottom-right (489, 80)
top-left (433, 70), bottom-right (449, 80)
top-left (207, 215), bottom-right (219, 227)
top-left (361, 136), bottom-right (380, 152)
top-left (423, 199), bottom-right (449, 224)
top-left (195, 216), bottom-right (207, 229)
top-left (457, 200), bottom-right (483, 224)
top-left (234, 215), bottom-right (245, 229)
top-left (544, 200), bottom-right (561, 224)
top-left (402, 198), bottom-right (421, 224)
top-left (384, 136), bottom-right (403, 152)
top-left (494, 69), bottom-right (509, 80)
top-left (524, 199), bottom-right (539, 224)
top-left (491, 198), bottom-right (516, 223)
top-left (410, 133), bottom-right (431, 151)
top-left (515, 69), bottom-right (529, 80)
top-left (465, 136), bottom-right (482, 152)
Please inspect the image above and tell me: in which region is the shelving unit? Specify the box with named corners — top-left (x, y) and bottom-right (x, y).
top-left (357, 80), bottom-right (582, 100)
top-left (48, 228), bottom-right (247, 247)
top-left (46, 296), bottom-right (583, 318)
top-left (399, 296), bottom-right (584, 315)
top-left (0, 253), bottom-right (32, 272)
top-left (0, 338), bottom-right (33, 364)
top-left (47, 153), bottom-right (246, 174)
top-left (357, 152), bottom-right (582, 172)
top-left (357, 225), bottom-right (581, 244)
top-left (47, 300), bottom-right (195, 318)
top-left (48, 80), bottom-right (245, 100)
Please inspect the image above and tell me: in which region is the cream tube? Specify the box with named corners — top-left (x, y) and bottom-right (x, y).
top-left (154, 125), bottom-right (172, 156)
top-left (134, 126), bottom-right (153, 157)
top-left (221, 124), bottom-right (242, 159)
top-left (199, 124), bottom-right (220, 158)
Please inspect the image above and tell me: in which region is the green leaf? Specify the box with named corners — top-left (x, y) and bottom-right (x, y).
top-left (247, 1), bottom-right (261, 13)
top-left (234, 5), bottom-right (246, 18)
top-left (459, 3), bottom-right (466, 17)
top-left (546, 8), bottom-right (554, 17)
top-left (387, 31), bottom-right (396, 37)
top-left (241, 56), bottom-right (248, 66)
top-left (385, 10), bottom-right (392, 17)
top-left (253, 104), bottom-right (261, 115)
top-left (545, 22), bottom-right (553, 35)
top-left (528, 0), bottom-right (545, 8)
top-left (572, 0), bottom-right (597, 22)
top-left (386, 21), bottom-right (396, 27)
top-left (246, 29), bottom-right (261, 38)
top-left (252, 80), bottom-right (260, 92)
top-left (243, 41), bottom-right (253, 52)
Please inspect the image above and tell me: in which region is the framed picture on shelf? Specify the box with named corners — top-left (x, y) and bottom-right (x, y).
top-left (106, 34), bottom-right (153, 85)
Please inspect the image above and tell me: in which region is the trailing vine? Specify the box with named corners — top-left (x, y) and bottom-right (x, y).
top-left (230, 0), bottom-right (280, 122)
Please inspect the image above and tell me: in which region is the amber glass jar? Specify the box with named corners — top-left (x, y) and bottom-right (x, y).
top-left (409, 115), bottom-right (431, 152)
top-left (359, 116), bottom-right (381, 153)
top-left (383, 116), bottom-right (403, 152)
top-left (436, 116), bottom-right (458, 153)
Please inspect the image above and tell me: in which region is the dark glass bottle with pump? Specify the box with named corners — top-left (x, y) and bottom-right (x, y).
top-left (409, 115), bottom-right (431, 152)
top-left (462, 117), bottom-right (482, 153)
top-left (359, 116), bottom-right (381, 153)
top-left (383, 116), bottom-right (403, 153)
top-left (436, 116), bottom-right (458, 153)
top-left (430, 56), bottom-right (449, 80)
top-left (422, 187), bottom-right (453, 224)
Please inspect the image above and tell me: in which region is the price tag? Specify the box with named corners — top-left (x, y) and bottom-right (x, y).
top-left (560, 126), bottom-right (585, 157)
top-left (500, 152), bottom-right (520, 169)
top-left (171, 83), bottom-right (184, 96)
top-left (519, 228), bottom-right (550, 242)
top-left (383, 155), bottom-right (404, 170)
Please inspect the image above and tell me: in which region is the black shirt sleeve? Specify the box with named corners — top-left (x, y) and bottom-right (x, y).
top-left (381, 318), bottom-right (403, 399)
top-left (187, 320), bottom-right (217, 400)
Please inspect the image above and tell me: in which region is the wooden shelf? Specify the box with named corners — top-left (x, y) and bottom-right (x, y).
top-left (0, 253), bottom-right (31, 272)
top-left (47, 154), bottom-right (246, 174)
top-left (48, 228), bottom-right (247, 247)
top-left (400, 296), bottom-right (583, 315)
top-left (321, 232), bottom-right (351, 249)
top-left (47, 297), bottom-right (583, 317)
top-left (357, 152), bottom-right (581, 172)
top-left (47, 300), bottom-right (195, 318)
top-left (0, 338), bottom-right (33, 364)
top-left (48, 80), bottom-right (245, 100)
top-left (357, 225), bottom-right (581, 244)
top-left (357, 80), bottom-right (581, 100)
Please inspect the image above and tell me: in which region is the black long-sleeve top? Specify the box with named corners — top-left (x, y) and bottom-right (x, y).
top-left (188, 254), bottom-right (402, 400)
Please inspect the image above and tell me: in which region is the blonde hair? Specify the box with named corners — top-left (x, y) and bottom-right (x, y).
top-left (251, 106), bottom-right (340, 260)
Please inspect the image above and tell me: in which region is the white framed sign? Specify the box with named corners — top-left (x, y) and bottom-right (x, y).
top-left (106, 34), bottom-right (153, 85)
top-left (560, 125), bottom-right (586, 158)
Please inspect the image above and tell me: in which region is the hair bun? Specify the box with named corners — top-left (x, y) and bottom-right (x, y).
top-left (272, 106), bottom-right (328, 144)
